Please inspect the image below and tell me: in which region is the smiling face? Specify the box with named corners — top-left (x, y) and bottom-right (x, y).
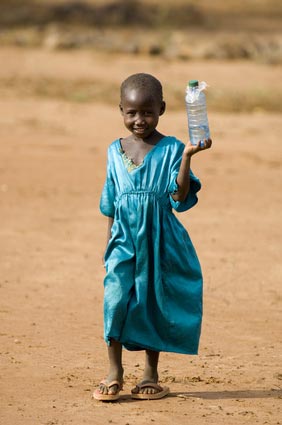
top-left (120, 88), bottom-right (165, 140)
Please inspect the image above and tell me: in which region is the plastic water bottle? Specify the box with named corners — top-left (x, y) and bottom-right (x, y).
top-left (185, 79), bottom-right (210, 146)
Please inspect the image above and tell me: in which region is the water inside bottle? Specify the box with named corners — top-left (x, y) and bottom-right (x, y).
top-left (189, 124), bottom-right (210, 145)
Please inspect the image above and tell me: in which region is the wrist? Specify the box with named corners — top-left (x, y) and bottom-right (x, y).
top-left (183, 150), bottom-right (193, 160)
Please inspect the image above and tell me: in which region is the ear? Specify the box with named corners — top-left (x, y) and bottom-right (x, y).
top-left (119, 103), bottom-right (124, 115)
top-left (159, 101), bottom-right (166, 116)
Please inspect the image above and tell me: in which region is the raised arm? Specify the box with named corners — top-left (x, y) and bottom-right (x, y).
top-left (172, 139), bottom-right (212, 202)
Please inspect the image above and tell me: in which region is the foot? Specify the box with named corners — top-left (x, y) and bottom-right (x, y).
top-left (131, 350), bottom-right (169, 399)
top-left (131, 379), bottom-right (159, 395)
top-left (98, 374), bottom-right (123, 396)
top-left (93, 368), bottom-right (124, 401)
top-left (131, 380), bottom-right (169, 400)
top-left (93, 379), bottom-right (123, 401)
top-left (132, 368), bottom-right (159, 396)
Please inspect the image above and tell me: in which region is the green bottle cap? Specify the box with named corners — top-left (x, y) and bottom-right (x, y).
top-left (189, 79), bottom-right (199, 88)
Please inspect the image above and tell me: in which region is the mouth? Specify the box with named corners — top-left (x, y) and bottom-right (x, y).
top-left (134, 127), bottom-right (147, 134)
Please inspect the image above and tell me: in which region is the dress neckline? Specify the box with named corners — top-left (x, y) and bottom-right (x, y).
top-left (117, 136), bottom-right (167, 172)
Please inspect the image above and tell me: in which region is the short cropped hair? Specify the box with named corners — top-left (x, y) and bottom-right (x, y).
top-left (120, 73), bottom-right (163, 104)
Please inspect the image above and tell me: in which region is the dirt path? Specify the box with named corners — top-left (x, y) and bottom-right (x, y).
top-left (0, 48), bottom-right (281, 425)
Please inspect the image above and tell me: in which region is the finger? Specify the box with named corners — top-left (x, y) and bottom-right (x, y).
top-left (202, 139), bottom-right (212, 149)
top-left (206, 138), bottom-right (212, 148)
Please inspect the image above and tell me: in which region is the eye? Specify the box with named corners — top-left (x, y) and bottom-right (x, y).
top-left (126, 110), bottom-right (135, 117)
top-left (144, 111), bottom-right (153, 116)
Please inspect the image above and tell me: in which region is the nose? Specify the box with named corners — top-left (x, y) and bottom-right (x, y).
top-left (135, 113), bottom-right (145, 124)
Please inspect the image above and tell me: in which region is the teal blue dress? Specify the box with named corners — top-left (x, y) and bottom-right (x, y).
top-left (100, 136), bottom-right (203, 355)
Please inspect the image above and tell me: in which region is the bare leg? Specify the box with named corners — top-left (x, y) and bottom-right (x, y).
top-left (143, 350), bottom-right (159, 382)
top-left (98, 339), bottom-right (124, 395)
top-left (132, 350), bottom-right (161, 395)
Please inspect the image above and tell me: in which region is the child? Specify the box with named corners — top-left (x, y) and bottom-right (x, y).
top-left (94, 73), bottom-right (212, 401)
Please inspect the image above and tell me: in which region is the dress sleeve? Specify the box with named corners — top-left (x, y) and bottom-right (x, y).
top-left (168, 143), bottom-right (201, 212)
top-left (100, 156), bottom-right (116, 218)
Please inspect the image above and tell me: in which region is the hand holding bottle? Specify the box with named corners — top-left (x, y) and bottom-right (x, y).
top-left (183, 138), bottom-right (212, 157)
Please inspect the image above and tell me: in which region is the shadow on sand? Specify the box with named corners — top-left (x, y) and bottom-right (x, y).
top-left (170, 389), bottom-right (282, 400)
top-left (110, 388), bottom-right (281, 403)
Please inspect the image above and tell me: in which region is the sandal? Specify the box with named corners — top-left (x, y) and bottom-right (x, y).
top-left (131, 382), bottom-right (169, 400)
top-left (93, 379), bottom-right (122, 401)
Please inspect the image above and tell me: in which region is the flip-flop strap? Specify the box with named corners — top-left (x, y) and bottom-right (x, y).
top-left (100, 380), bottom-right (122, 391)
top-left (136, 382), bottom-right (164, 392)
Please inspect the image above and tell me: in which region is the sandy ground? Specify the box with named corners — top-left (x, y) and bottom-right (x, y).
top-left (0, 47), bottom-right (281, 425)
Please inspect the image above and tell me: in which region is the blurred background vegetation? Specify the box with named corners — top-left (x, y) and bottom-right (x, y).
top-left (1, 0), bottom-right (282, 112)
top-left (1, 0), bottom-right (281, 61)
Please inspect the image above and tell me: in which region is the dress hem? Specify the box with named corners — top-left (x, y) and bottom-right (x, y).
top-left (105, 336), bottom-right (199, 355)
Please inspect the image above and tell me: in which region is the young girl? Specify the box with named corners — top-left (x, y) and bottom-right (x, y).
top-left (94, 73), bottom-right (212, 401)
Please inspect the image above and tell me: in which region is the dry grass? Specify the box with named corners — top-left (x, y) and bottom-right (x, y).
top-left (0, 1), bottom-right (281, 63)
top-left (1, 76), bottom-right (281, 113)
top-left (0, 0), bottom-right (281, 31)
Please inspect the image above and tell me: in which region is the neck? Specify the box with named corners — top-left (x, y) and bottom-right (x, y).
top-left (131, 130), bottom-right (164, 146)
